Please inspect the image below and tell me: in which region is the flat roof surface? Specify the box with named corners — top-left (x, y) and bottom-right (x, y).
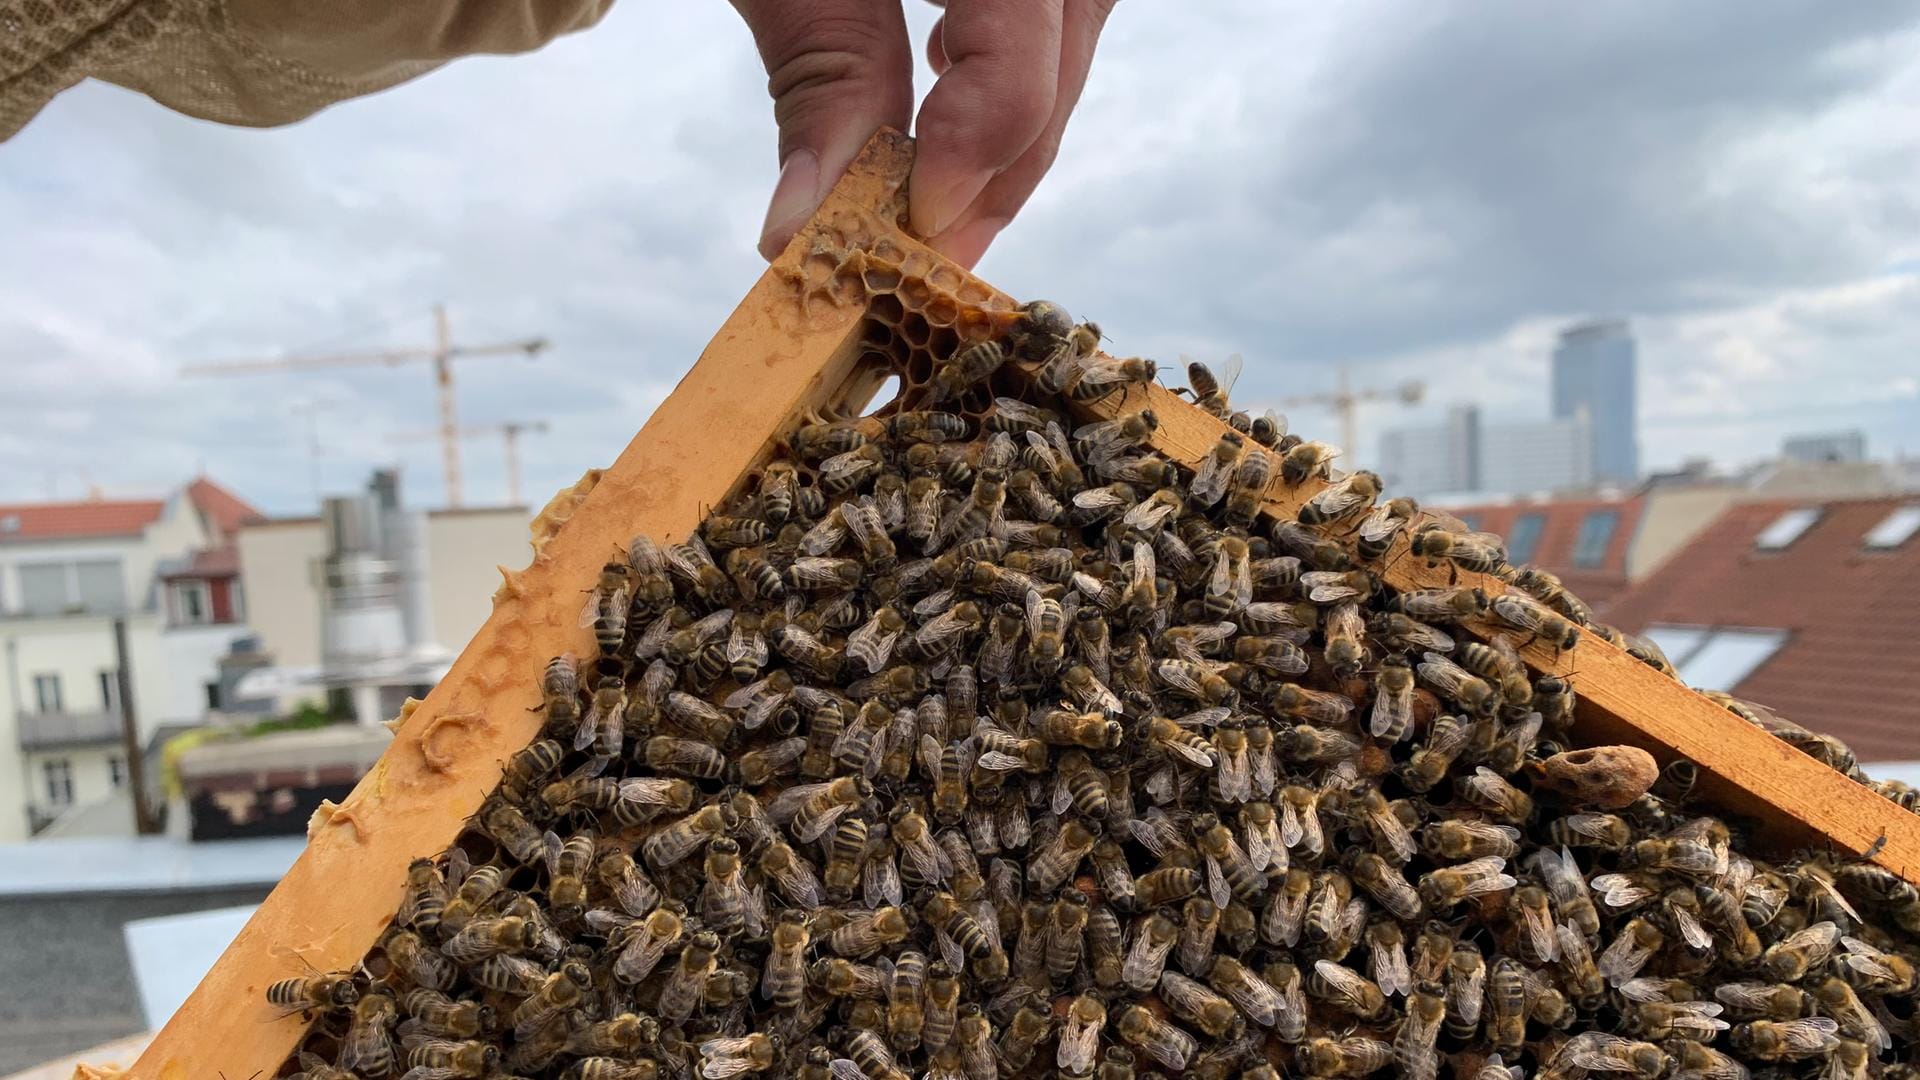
top-left (0, 835), bottom-right (301, 896)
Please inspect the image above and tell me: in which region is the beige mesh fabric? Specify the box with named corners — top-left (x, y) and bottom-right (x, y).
top-left (1, 0), bottom-right (614, 142)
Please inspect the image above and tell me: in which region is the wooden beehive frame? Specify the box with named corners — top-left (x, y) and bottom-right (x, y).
top-left (129, 129), bottom-right (1920, 1080)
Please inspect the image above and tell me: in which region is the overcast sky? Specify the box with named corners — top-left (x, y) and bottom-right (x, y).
top-left (5, 1), bottom-right (1920, 515)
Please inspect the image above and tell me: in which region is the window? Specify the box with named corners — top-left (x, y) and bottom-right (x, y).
top-left (1643, 624), bottom-right (1790, 691)
top-left (99, 669), bottom-right (120, 714)
top-left (107, 755), bottom-right (126, 788)
top-left (1572, 509), bottom-right (1619, 568)
top-left (205, 681), bottom-right (223, 710)
top-left (74, 560), bottom-right (125, 612)
top-left (1756, 507), bottom-right (1821, 550)
top-left (42, 759), bottom-right (73, 806)
top-left (32, 672), bottom-right (62, 714)
top-left (17, 564), bottom-right (68, 615)
top-left (13, 558), bottom-right (126, 615)
top-left (172, 580), bottom-right (211, 625)
top-left (1505, 513), bottom-right (1546, 564)
top-left (1865, 505), bottom-right (1920, 550)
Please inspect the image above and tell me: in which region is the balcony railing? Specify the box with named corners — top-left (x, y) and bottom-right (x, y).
top-left (16, 709), bottom-right (122, 751)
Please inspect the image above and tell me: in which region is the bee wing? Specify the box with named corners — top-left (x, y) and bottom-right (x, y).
top-left (1370, 807), bottom-right (1418, 864)
top-left (1777, 1017), bottom-right (1842, 1051)
top-left (1671, 903), bottom-right (1714, 951)
top-left (1313, 959), bottom-right (1372, 1001)
top-left (1200, 853), bottom-right (1232, 908)
top-left (1190, 451), bottom-right (1237, 507)
top-left (1519, 899), bottom-right (1559, 962)
top-left (901, 837), bottom-right (953, 884)
top-left (1121, 494), bottom-right (1178, 533)
top-left (864, 854), bottom-right (904, 909)
top-left (975, 751), bottom-right (1031, 772)
top-left (1357, 503), bottom-right (1404, 543)
top-left (1370, 684), bottom-right (1412, 740)
top-left (579, 590), bottom-right (605, 629)
top-left (541, 829), bottom-right (565, 876)
top-left (743, 689), bottom-right (792, 732)
top-left (1303, 578), bottom-right (1361, 604)
top-left (1374, 941), bottom-right (1413, 998)
top-left (820, 449), bottom-right (876, 481)
top-left (1564, 1034), bottom-right (1641, 1072)
top-left (1051, 774), bottom-right (1075, 815)
top-left (1215, 353), bottom-right (1244, 397)
top-left (828, 1060), bottom-right (869, 1080)
top-left (1072, 485), bottom-right (1127, 511)
top-left (574, 705), bottom-right (605, 751)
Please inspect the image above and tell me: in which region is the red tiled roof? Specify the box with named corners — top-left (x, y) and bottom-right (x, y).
top-left (159, 546), bottom-right (241, 579)
top-left (1442, 495), bottom-right (1644, 613)
top-left (1605, 497), bottom-right (1920, 762)
top-left (0, 498), bottom-right (166, 540)
top-left (186, 477), bottom-right (265, 540)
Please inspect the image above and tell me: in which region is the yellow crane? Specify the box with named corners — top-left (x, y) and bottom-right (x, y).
top-left (391, 420), bottom-right (550, 506)
top-left (1272, 365), bottom-right (1425, 465)
top-left (182, 305), bottom-right (548, 507)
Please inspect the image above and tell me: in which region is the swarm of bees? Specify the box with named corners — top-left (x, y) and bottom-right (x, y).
top-left (276, 297), bottom-right (1920, 1080)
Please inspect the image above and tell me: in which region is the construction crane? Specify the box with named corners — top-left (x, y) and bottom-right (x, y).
top-left (391, 420), bottom-right (550, 506)
top-left (1272, 365), bottom-right (1426, 465)
top-left (182, 305), bottom-right (548, 508)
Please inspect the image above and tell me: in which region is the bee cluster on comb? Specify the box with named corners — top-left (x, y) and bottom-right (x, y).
top-left (272, 294), bottom-right (1920, 1080)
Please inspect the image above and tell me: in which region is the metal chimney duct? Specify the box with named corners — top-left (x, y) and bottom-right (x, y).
top-left (320, 494), bottom-right (406, 669)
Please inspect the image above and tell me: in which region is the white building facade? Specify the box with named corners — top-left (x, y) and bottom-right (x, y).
top-left (0, 480), bottom-right (259, 840)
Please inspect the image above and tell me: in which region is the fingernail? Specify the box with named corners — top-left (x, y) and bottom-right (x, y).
top-left (911, 171), bottom-right (993, 239)
top-left (758, 148), bottom-right (822, 261)
top-left (937, 216), bottom-right (1009, 270)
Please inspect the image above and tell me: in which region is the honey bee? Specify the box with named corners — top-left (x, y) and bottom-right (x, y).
top-left (1490, 591), bottom-right (1581, 652)
top-left (697, 1033), bottom-right (781, 1078)
top-left (405, 1038), bottom-right (499, 1079)
top-left (1160, 970), bottom-right (1242, 1038)
top-left (1356, 497), bottom-right (1419, 562)
top-left (604, 908), bottom-right (682, 985)
top-left (1728, 1017), bottom-right (1842, 1061)
top-left (536, 655), bottom-right (581, 740)
top-left (1069, 355), bottom-right (1159, 403)
top-left (641, 802), bottom-right (736, 869)
top-left (1422, 819), bottom-right (1520, 862)
top-left (1351, 851), bottom-right (1424, 922)
top-left (1388, 586), bottom-right (1489, 622)
top-left (1223, 448), bottom-right (1274, 528)
top-left (1459, 765), bottom-right (1533, 823)
top-left (1189, 431), bottom-right (1244, 508)
top-left (1302, 1036), bottom-right (1394, 1077)
top-left (338, 986), bottom-right (397, 1077)
top-left (510, 962), bottom-right (591, 1040)
top-left (1297, 469), bottom-right (1382, 526)
top-left (657, 929), bottom-right (720, 1022)
top-left (1597, 917), bottom-right (1666, 986)
top-left (1419, 856), bottom-right (1517, 911)
top-left (1512, 564), bottom-right (1595, 625)
top-left (931, 340), bottom-right (1007, 403)
top-left (1281, 440), bottom-right (1339, 486)
top-left (1117, 1003), bottom-right (1196, 1072)
top-left (1369, 654), bottom-right (1416, 742)
top-left (825, 905), bottom-right (910, 958)
top-left (440, 915), bottom-right (536, 965)
top-left (1267, 681), bottom-right (1354, 725)
top-left (1539, 1034), bottom-right (1669, 1080)
top-left (400, 988), bottom-right (491, 1039)
top-left (381, 927), bottom-right (456, 992)
top-left (1047, 889), bottom-right (1092, 980)
top-left (1310, 959), bottom-right (1390, 1022)
top-left (991, 1005), bottom-right (1052, 1075)
top-left (700, 836), bottom-right (757, 934)
top-left (542, 829), bottom-right (595, 913)
top-left (1409, 524), bottom-right (1507, 578)
top-left (1027, 818), bottom-right (1100, 894)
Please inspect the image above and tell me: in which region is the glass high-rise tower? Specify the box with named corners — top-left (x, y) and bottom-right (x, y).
top-left (1551, 319), bottom-right (1638, 485)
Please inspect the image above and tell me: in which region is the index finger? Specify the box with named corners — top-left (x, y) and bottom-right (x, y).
top-left (909, 0), bottom-right (1064, 239)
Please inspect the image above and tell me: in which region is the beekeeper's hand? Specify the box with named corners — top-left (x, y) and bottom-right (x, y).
top-left (732, 0), bottom-right (1119, 268)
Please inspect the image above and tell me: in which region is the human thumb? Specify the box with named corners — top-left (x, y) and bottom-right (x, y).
top-left (731, 0), bottom-right (916, 260)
